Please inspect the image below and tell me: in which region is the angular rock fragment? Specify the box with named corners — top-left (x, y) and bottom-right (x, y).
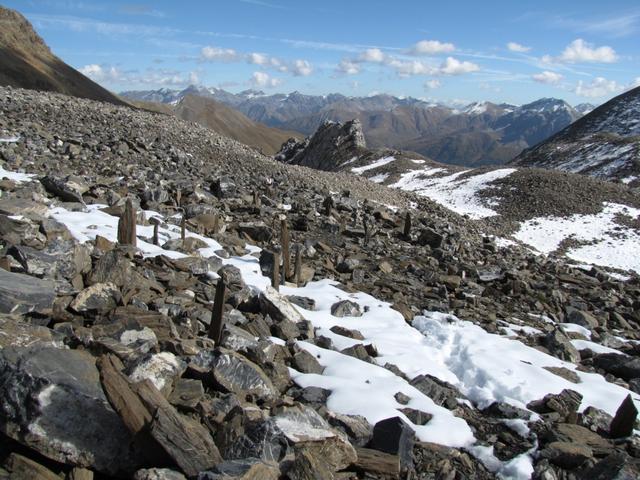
top-left (330, 299), bottom-right (362, 317)
top-left (0, 269), bottom-right (55, 314)
top-left (211, 348), bottom-right (278, 402)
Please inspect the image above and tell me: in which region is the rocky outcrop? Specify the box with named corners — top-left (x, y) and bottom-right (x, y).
top-left (276, 119), bottom-right (367, 171)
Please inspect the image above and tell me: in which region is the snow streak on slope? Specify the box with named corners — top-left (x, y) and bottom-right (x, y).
top-left (513, 203), bottom-right (640, 273)
top-left (390, 168), bottom-right (516, 219)
top-left (351, 156), bottom-right (395, 174)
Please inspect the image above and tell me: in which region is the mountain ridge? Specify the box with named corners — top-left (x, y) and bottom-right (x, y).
top-left (511, 86), bottom-right (640, 185)
top-left (122, 85), bottom-right (584, 167)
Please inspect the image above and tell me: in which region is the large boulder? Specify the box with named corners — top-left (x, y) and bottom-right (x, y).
top-left (0, 346), bottom-right (138, 475)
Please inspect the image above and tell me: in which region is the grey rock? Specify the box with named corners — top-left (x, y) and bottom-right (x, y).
top-left (237, 222), bottom-right (272, 242)
top-left (410, 374), bottom-right (461, 409)
top-left (40, 175), bottom-right (85, 204)
top-left (292, 350), bottom-right (324, 374)
top-left (134, 468), bottom-right (187, 480)
top-left (544, 327), bottom-right (581, 363)
top-left (198, 458), bottom-right (279, 480)
top-left (330, 299), bottom-right (362, 317)
top-left (70, 282), bottom-right (121, 313)
top-left (211, 348), bottom-right (278, 402)
top-left (593, 353), bottom-right (640, 381)
top-left (566, 308), bottom-right (599, 329)
top-left (0, 268), bottom-right (56, 314)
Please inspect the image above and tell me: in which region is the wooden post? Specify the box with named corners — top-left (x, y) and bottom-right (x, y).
top-left (180, 215), bottom-right (186, 241)
top-left (281, 218), bottom-right (290, 282)
top-left (403, 211), bottom-right (411, 238)
top-left (117, 199), bottom-right (137, 246)
top-left (294, 245), bottom-right (302, 286)
top-left (208, 276), bottom-right (226, 344)
top-left (152, 223), bottom-right (159, 246)
top-left (272, 250), bottom-right (281, 291)
top-left (363, 214), bottom-right (370, 247)
top-left (253, 190), bottom-right (261, 207)
top-left (323, 195), bottom-right (333, 216)
top-left (175, 189), bottom-right (182, 207)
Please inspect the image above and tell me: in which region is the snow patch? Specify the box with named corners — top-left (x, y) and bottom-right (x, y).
top-left (351, 156), bottom-right (395, 174)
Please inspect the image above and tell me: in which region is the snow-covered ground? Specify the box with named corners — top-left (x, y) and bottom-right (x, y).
top-left (513, 203), bottom-right (640, 273)
top-left (6, 165), bottom-right (640, 479)
top-left (390, 168), bottom-right (516, 219)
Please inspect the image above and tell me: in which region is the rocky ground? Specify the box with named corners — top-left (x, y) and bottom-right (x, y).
top-left (0, 86), bottom-right (639, 479)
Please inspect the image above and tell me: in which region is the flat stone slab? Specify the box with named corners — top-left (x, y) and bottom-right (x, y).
top-left (0, 268), bottom-right (56, 314)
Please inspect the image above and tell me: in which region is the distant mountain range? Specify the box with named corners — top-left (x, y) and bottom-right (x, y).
top-left (122, 85), bottom-right (593, 167)
top-left (0, 6), bottom-right (126, 106)
top-left (511, 86), bottom-right (640, 185)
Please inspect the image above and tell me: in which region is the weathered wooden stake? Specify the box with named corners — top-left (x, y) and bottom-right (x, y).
top-left (323, 195), bottom-right (334, 216)
top-left (294, 245), bottom-right (302, 286)
top-left (208, 276), bottom-right (226, 344)
top-left (253, 190), bottom-right (261, 207)
top-left (403, 211), bottom-right (412, 238)
top-left (180, 216), bottom-right (186, 241)
top-left (272, 250), bottom-right (281, 291)
top-left (152, 223), bottom-right (159, 245)
top-left (175, 189), bottom-right (182, 207)
top-left (363, 215), bottom-right (370, 247)
top-left (281, 218), bottom-right (290, 281)
top-left (117, 199), bottom-right (137, 246)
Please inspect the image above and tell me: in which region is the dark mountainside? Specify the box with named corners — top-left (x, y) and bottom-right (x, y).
top-left (122, 87), bottom-right (583, 167)
top-left (0, 6), bottom-right (127, 106)
top-left (512, 86), bottom-right (640, 185)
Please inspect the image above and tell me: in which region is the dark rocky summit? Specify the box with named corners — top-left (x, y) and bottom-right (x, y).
top-left (0, 85), bottom-right (639, 479)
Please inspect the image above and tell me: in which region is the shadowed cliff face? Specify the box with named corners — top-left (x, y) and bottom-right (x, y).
top-left (0, 7), bottom-right (127, 106)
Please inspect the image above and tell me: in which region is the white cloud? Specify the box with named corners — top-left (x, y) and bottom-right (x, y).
top-left (388, 59), bottom-right (435, 77)
top-left (424, 79), bottom-right (442, 89)
top-left (507, 42), bottom-right (531, 53)
top-left (359, 48), bottom-right (386, 63)
top-left (410, 39), bottom-right (455, 55)
top-left (629, 77), bottom-right (640, 88)
top-left (292, 59), bottom-right (313, 76)
top-left (556, 39), bottom-right (618, 63)
top-left (79, 64), bottom-right (120, 82)
top-left (387, 56), bottom-right (479, 77)
top-left (200, 46), bottom-right (239, 62)
top-left (336, 59), bottom-right (361, 75)
top-left (438, 57), bottom-right (480, 75)
top-left (247, 52), bottom-right (270, 65)
top-left (246, 52), bottom-right (285, 71)
top-left (532, 70), bottom-right (564, 85)
top-left (250, 71), bottom-right (282, 88)
top-left (575, 77), bottom-right (624, 97)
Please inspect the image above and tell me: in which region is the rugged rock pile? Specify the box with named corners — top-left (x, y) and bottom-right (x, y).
top-left (0, 86), bottom-right (639, 479)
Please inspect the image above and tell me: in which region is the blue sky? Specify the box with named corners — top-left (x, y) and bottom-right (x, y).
top-left (8, 0), bottom-right (640, 105)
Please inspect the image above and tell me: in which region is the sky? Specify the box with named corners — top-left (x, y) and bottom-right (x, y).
top-left (7, 0), bottom-right (640, 106)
